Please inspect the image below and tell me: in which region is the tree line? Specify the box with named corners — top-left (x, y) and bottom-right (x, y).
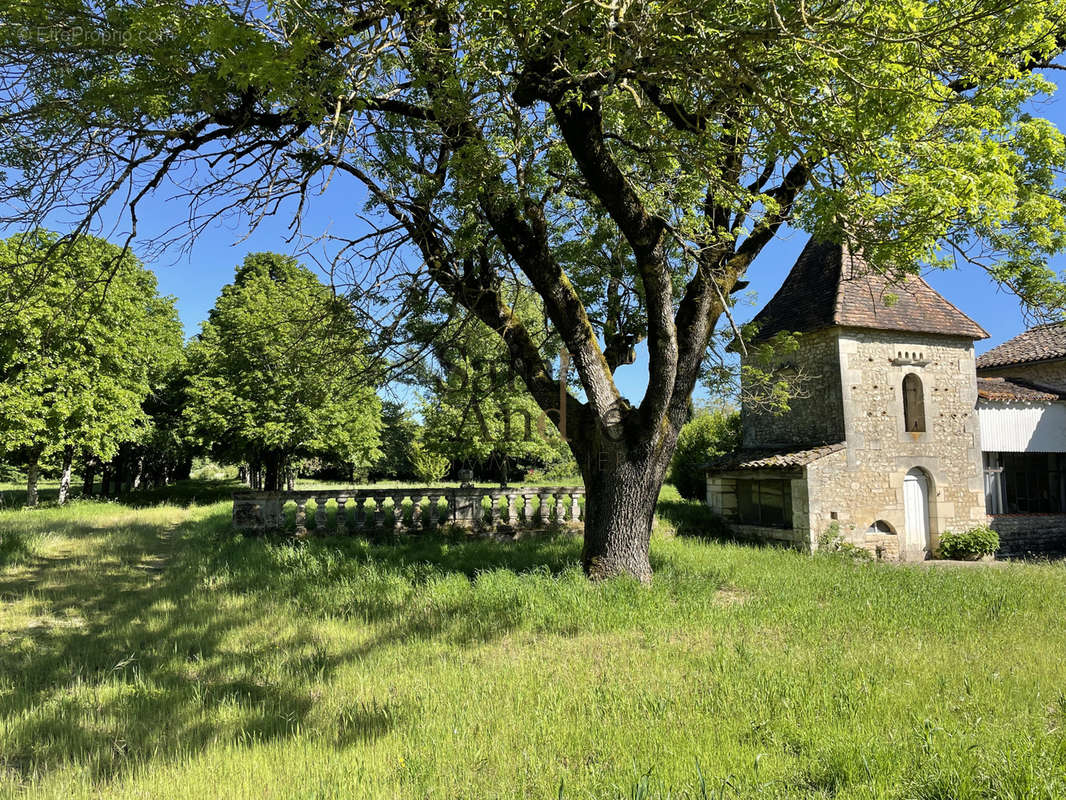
top-left (0, 235), bottom-right (577, 505)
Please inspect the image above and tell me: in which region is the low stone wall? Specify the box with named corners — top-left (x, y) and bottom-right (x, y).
top-left (728, 523), bottom-right (812, 551)
top-left (232, 487), bottom-right (585, 535)
top-left (988, 514), bottom-right (1066, 559)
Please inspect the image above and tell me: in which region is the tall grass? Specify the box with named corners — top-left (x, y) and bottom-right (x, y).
top-left (0, 490), bottom-right (1064, 798)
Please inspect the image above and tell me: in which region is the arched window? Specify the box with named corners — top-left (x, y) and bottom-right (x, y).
top-left (902, 373), bottom-right (926, 432)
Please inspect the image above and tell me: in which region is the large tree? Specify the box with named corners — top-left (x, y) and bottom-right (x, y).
top-left (2, 1), bottom-right (1066, 576)
top-left (0, 230), bottom-right (182, 506)
top-left (184, 252), bottom-right (382, 490)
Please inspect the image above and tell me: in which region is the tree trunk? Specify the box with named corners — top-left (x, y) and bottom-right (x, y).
top-left (82, 458), bottom-right (96, 498)
top-left (238, 465), bottom-right (248, 485)
top-left (131, 456), bottom-right (144, 490)
top-left (100, 465), bottom-right (112, 497)
top-left (175, 457), bottom-right (193, 482)
top-left (57, 445), bottom-right (74, 506)
top-left (263, 454), bottom-right (283, 492)
top-left (25, 446), bottom-right (42, 508)
top-left (285, 467), bottom-right (295, 492)
top-left (576, 428), bottom-right (678, 583)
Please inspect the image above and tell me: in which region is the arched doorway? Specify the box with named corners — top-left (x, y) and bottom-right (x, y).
top-left (903, 468), bottom-right (931, 558)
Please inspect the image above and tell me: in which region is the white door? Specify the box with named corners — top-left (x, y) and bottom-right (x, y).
top-left (903, 468), bottom-right (930, 558)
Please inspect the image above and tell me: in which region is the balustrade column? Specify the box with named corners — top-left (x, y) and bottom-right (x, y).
top-left (336, 497), bottom-right (347, 535)
top-left (506, 493), bottom-right (517, 525)
top-left (392, 495), bottom-right (405, 531)
top-left (315, 496), bottom-right (327, 531)
top-left (487, 494), bottom-right (498, 527)
top-left (570, 492), bottom-right (581, 522)
top-left (410, 495), bottom-right (423, 531)
top-left (373, 495), bottom-right (385, 528)
top-left (522, 493), bottom-right (534, 526)
top-left (355, 497), bottom-right (367, 530)
top-left (538, 492), bottom-right (553, 525)
top-left (295, 498), bottom-right (308, 535)
top-left (554, 492), bottom-right (566, 523)
top-left (427, 494), bottom-right (440, 529)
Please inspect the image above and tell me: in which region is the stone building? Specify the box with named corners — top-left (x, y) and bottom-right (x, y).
top-left (975, 324), bottom-right (1066, 556)
top-left (705, 238), bottom-right (990, 560)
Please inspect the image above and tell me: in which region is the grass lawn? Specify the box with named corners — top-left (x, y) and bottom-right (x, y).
top-left (0, 486), bottom-right (1064, 798)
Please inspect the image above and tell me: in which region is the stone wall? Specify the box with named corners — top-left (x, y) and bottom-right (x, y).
top-left (805, 330), bottom-right (986, 559)
top-left (728, 523), bottom-right (810, 551)
top-left (989, 514), bottom-right (1066, 558)
top-left (713, 327), bottom-right (989, 561)
top-left (706, 470), bottom-right (813, 550)
top-left (742, 328), bottom-right (845, 448)
top-left (979, 360), bottom-right (1066, 392)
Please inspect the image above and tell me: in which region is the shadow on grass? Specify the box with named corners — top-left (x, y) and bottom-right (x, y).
top-left (0, 479), bottom-right (242, 512)
top-left (654, 495), bottom-right (780, 554)
top-left (109, 479), bottom-right (245, 508)
top-left (0, 509), bottom-right (398, 785)
top-left (0, 495), bottom-right (731, 788)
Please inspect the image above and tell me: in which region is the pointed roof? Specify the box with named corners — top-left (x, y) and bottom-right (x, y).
top-left (749, 238), bottom-right (988, 342)
top-left (976, 322), bottom-right (1066, 369)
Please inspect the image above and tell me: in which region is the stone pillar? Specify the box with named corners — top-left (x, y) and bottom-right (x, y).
top-left (232, 495), bottom-right (267, 534)
top-left (409, 495), bottom-right (421, 531)
top-left (314, 495), bottom-right (327, 532)
top-left (538, 492), bottom-right (552, 525)
top-left (295, 498), bottom-right (308, 535)
top-left (427, 494), bottom-right (440, 529)
top-left (452, 489), bottom-right (479, 528)
top-left (336, 497), bottom-right (347, 535)
top-left (264, 495), bottom-right (284, 530)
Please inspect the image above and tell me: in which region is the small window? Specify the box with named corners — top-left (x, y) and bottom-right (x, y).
top-left (866, 520), bottom-right (895, 535)
top-left (902, 373), bottom-right (926, 432)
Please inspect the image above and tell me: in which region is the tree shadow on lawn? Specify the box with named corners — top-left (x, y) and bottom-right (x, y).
top-left (0, 513), bottom-right (397, 787)
top-left (0, 479), bottom-right (242, 511)
top-left (200, 511), bottom-right (726, 650)
top-left (0, 502), bottom-right (728, 789)
top-left (109, 479), bottom-right (245, 508)
top-left (655, 494), bottom-right (775, 549)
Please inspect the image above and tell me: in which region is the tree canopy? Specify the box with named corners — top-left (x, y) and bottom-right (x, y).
top-left (184, 252), bottom-right (382, 490)
top-left (2, 0), bottom-right (1065, 575)
top-left (0, 230), bottom-right (182, 505)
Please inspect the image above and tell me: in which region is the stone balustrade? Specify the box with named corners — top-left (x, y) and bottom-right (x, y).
top-left (232, 486), bottom-right (585, 535)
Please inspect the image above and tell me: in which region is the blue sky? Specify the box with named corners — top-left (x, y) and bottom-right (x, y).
top-left (126, 78), bottom-right (1065, 406)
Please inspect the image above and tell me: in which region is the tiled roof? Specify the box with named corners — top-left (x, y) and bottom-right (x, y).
top-left (976, 322), bottom-right (1066, 369)
top-left (977, 377), bottom-right (1066, 404)
top-left (704, 442), bottom-right (845, 472)
top-left (750, 238), bottom-right (988, 342)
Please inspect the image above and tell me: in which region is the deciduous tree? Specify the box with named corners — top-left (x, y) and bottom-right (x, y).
top-left (3, 0), bottom-right (1066, 574)
top-left (0, 231), bottom-right (182, 505)
top-left (184, 253), bottom-right (381, 490)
